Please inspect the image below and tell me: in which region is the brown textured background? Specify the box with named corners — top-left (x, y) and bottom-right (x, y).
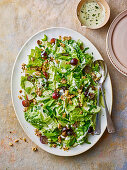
top-left (0, 0), bottom-right (127, 170)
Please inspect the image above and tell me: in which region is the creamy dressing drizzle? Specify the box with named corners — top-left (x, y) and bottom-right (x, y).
top-left (79, 0), bottom-right (105, 28)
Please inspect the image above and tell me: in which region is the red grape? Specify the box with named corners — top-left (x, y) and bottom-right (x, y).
top-left (22, 100), bottom-right (30, 107)
top-left (40, 136), bottom-right (48, 144)
top-left (41, 51), bottom-right (47, 59)
top-left (43, 72), bottom-right (49, 79)
top-left (50, 38), bottom-right (56, 44)
top-left (52, 92), bottom-right (60, 99)
top-left (70, 58), bottom-right (78, 65)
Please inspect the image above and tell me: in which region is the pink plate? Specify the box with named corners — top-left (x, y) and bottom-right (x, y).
top-left (106, 9), bottom-right (127, 76)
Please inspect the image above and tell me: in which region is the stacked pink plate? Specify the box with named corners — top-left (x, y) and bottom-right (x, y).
top-left (106, 9), bottom-right (127, 76)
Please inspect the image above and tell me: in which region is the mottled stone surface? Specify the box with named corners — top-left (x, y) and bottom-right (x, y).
top-left (0, 0), bottom-right (127, 169)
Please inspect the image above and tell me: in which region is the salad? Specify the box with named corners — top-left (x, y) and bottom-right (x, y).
top-left (20, 35), bottom-right (102, 150)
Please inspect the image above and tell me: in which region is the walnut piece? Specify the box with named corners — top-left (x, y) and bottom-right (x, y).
top-left (19, 90), bottom-right (22, 93)
top-left (32, 147), bottom-right (38, 152)
top-left (52, 144), bottom-right (57, 148)
top-left (15, 139), bottom-right (19, 143)
top-left (61, 78), bottom-right (66, 84)
top-left (59, 42), bottom-right (65, 47)
top-left (35, 71), bottom-right (41, 76)
top-left (58, 136), bottom-right (62, 143)
top-left (9, 142), bottom-right (13, 146)
top-left (59, 36), bottom-right (62, 40)
top-left (58, 123), bottom-right (61, 129)
top-left (18, 96), bottom-right (22, 100)
top-left (62, 112), bottom-right (66, 118)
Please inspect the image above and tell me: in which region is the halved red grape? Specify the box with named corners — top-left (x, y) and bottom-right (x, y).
top-left (50, 38), bottom-right (56, 44)
top-left (88, 126), bottom-right (94, 134)
top-left (22, 100), bottom-right (30, 107)
top-left (43, 72), bottom-right (49, 79)
top-left (27, 75), bottom-right (33, 81)
top-left (52, 92), bottom-right (60, 99)
top-left (66, 129), bottom-right (73, 136)
top-left (37, 40), bottom-right (42, 45)
top-left (70, 58), bottom-right (78, 65)
top-left (41, 51), bottom-right (47, 59)
top-left (83, 65), bottom-right (91, 74)
top-left (40, 136), bottom-right (48, 144)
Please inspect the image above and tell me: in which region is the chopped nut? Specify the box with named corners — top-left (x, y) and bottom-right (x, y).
top-left (62, 112), bottom-right (66, 118)
top-left (80, 111), bottom-right (83, 114)
top-left (82, 76), bottom-right (86, 79)
top-left (61, 78), bottom-right (66, 84)
top-left (56, 88), bottom-right (60, 92)
top-left (43, 60), bottom-right (48, 66)
top-left (59, 42), bottom-right (65, 47)
top-left (66, 61), bottom-right (70, 64)
top-left (18, 96), bottom-right (22, 100)
top-left (15, 139), bottom-right (19, 143)
top-left (19, 90), bottom-right (22, 93)
top-left (65, 90), bottom-right (69, 96)
top-left (33, 99), bottom-right (37, 105)
top-left (55, 60), bottom-right (59, 64)
top-left (52, 144), bottom-right (57, 148)
top-left (9, 142), bottom-right (13, 146)
top-left (91, 72), bottom-right (96, 77)
top-left (41, 66), bottom-right (46, 72)
top-left (35, 71), bottom-right (41, 76)
top-left (94, 77), bottom-right (100, 81)
top-left (37, 91), bottom-right (42, 97)
top-left (31, 57), bottom-right (35, 61)
top-left (58, 123), bottom-right (61, 129)
top-left (58, 102), bottom-right (61, 106)
top-left (59, 36), bottom-right (62, 40)
top-left (21, 63), bottom-right (26, 70)
top-left (22, 63), bottom-right (26, 67)
top-left (79, 103), bottom-right (83, 107)
top-left (58, 136), bottom-right (62, 143)
top-left (23, 107), bottom-right (28, 112)
top-left (32, 147), bottom-right (38, 151)
top-left (61, 95), bottom-right (64, 100)
top-left (62, 131), bottom-right (66, 137)
top-left (63, 36), bottom-right (66, 41)
top-left (68, 36), bottom-right (72, 40)
top-left (36, 132), bottom-right (42, 137)
top-left (64, 36), bottom-right (67, 40)
top-left (37, 40), bottom-right (42, 45)
top-left (63, 146), bottom-right (69, 151)
top-left (34, 129), bottom-right (39, 133)
top-left (50, 57), bottom-right (53, 61)
top-left (36, 67), bottom-right (42, 71)
top-left (68, 94), bottom-right (75, 99)
top-left (69, 100), bottom-right (73, 104)
top-left (34, 129), bottom-right (42, 137)
top-left (78, 89), bottom-right (82, 94)
top-left (63, 36), bottom-right (71, 41)
top-left (23, 138), bottom-right (26, 142)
